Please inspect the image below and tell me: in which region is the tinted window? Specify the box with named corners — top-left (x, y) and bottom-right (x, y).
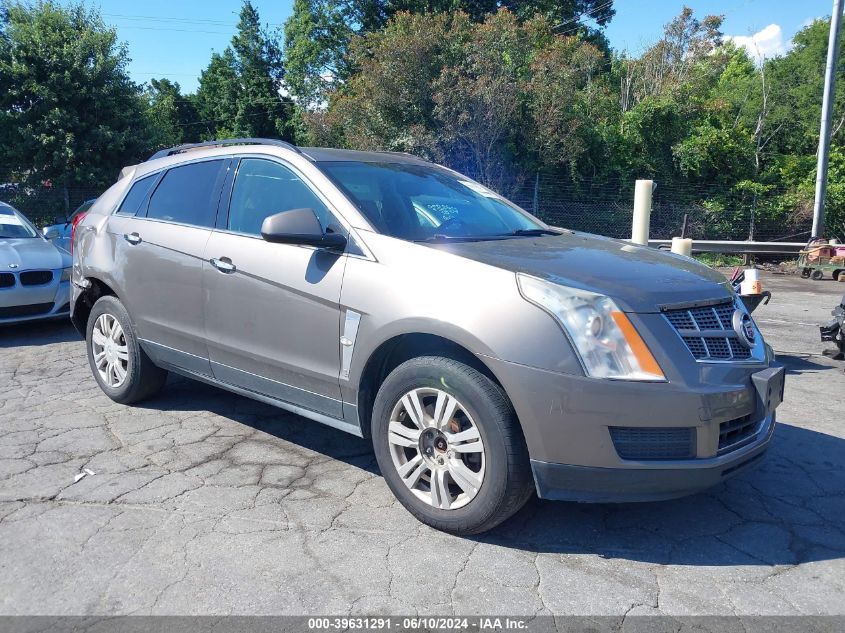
top-left (116, 176), bottom-right (156, 216)
top-left (146, 160), bottom-right (224, 227)
top-left (228, 159), bottom-right (332, 236)
top-left (318, 161), bottom-right (542, 241)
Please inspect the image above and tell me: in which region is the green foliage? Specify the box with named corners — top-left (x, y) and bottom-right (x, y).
top-left (5, 0), bottom-right (845, 242)
top-left (144, 79), bottom-right (199, 149)
top-left (282, 0), bottom-right (615, 105)
top-left (196, 1), bottom-right (293, 140)
top-left (0, 0), bottom-right (148, 203)
top-left (320, 9), bottom-right (603, 193)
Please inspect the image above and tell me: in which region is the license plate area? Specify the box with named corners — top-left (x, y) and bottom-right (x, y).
top-left (752, 365), bottom-right (785, 414)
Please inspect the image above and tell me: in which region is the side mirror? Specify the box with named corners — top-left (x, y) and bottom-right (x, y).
top-left (43, 227), bottom-right (60, 240)
top-left (260, 208), bottom-right (347, 250)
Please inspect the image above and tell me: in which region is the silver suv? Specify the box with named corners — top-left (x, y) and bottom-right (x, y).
top-left (71, 139), bottom-right (785, 534)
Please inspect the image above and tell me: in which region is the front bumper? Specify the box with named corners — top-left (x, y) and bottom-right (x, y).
top-left (532, 412), bottom-right (775, 502)
top-left (0, 277), bottom-right (70, 325)
top-left (483, 355), bottom-right (783, 503)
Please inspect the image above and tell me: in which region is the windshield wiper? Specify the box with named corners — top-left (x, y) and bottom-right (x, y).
top-left (503, 229), bottom-right (561, 237)
top-left (414, 234), bottom-right (481, 243)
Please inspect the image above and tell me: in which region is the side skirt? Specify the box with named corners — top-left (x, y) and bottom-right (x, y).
top-left (165, 364), bottom-right (364, 438)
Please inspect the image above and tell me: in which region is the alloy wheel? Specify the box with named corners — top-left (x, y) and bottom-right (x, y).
top-left (387, 388), bottom-right (486, 510)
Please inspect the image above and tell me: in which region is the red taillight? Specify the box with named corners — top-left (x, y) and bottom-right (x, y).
top-left (70, 212), bottom-right (87, 254)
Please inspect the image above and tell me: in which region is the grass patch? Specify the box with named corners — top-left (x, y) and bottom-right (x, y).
top-left (694, 253), bottom-right (745, 268)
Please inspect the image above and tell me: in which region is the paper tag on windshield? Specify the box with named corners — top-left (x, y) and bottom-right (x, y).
top-left (458, 180), bottom-right (499, 198)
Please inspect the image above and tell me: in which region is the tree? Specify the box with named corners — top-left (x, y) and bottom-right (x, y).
top-left (283, 0), bottom-right (350, 107)
top-left (196, 1), bottom-right (293, 139)
top-left (231, 0), bottom-right (291, 138)
top-left (318, 9), bottom-right (603, 193)
top-left (0, 1), bottom-right (150, 208)
top-left (282, 0), bottom-right (615, 107)
top-left (196, 49), bottom-right (241, 138)
top-left (144, 78), bottom-right (200, 149)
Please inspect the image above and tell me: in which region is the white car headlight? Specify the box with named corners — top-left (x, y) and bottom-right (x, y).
top-left (60, 267), bottom-right (71, 282)
top-left (517, 273), bottom-right (665, 381)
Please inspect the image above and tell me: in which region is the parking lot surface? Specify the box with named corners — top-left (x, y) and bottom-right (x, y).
top-left (0, 272), bottom-right (843, 616)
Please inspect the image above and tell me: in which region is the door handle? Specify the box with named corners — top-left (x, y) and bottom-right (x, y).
top-left (210, 257), bottom-right (236, 274)
top-left (123, 232), bottom-right (142, 245)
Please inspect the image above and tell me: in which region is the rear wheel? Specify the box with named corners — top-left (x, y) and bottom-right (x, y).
top-left (833, 269), bottom-right (842, 281)
top-left (811, 269), bottom-right (824, 281)
top-left (86, 296), bottom-right (167, 404)
top-left (371, 356), bottom-right (533, 535)
top-left (801, 268), bottom-right (812, 278)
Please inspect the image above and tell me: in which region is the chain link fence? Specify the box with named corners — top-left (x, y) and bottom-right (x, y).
top-left (2, 172), bottom-right (818, 243)
top-left (509, 175), bottom-right (816, 243)
top-left (0, 182), bottom-right (102, 228)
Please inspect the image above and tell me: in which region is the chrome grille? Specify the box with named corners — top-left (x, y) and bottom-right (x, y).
top-left (664, 300), bottom-right (752, 361)
top-left (609, 427), bottom-right (696, 460)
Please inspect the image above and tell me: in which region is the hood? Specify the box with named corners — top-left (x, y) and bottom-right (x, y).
top-left (0, 237), bottom-right (69, 272)
top-left (435, 232), bottom-right (730, 313)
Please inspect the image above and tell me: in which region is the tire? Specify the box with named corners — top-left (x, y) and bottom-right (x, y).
top-left (86, 295), bottom-right (167, 404)
top-left (811, 269), bottom-right (824, 281)
top-left (801, 268), bottom-right (812, 278)
top-left (833, 270), bottom-right (842, 281)
top-left (371, 356), bottom-right (533, 535)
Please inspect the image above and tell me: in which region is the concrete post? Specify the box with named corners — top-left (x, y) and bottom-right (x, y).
top-left (632, 180), bottom-right (654, 245)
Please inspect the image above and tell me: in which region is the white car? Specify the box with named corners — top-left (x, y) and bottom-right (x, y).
top-left (0, 201), bottom-right (71, 324)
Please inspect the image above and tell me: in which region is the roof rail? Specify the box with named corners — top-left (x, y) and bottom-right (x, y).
top-left (147, 138), bottom-right (301, 161)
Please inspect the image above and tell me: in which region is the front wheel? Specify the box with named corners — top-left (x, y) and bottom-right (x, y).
top-left (371, 356), bottom-right (533, 535)
top-left (811, 269), bottom-right (824, 281)
top-left (86, 295), bottom-right (168, 404)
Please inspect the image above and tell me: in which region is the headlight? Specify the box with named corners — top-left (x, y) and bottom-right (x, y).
top-left (60, 267), bottom-right (71, 282)
top-left (517, 273), bottom-right (665, 381)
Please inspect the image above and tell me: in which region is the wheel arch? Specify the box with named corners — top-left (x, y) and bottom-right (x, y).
top-left (70, 276), bottom-right (119, 336)
top-left (355, 332), bottom-right (507, 439)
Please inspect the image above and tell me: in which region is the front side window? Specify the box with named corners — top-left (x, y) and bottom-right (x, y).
top-left (146, 160), bottom-right (225, 227)
top-left (116, 175), bottom-right (156, 216)
top-left (227, 159), bottom-right (332, 236)
top-left (317, 161), bottom-right (544, 241)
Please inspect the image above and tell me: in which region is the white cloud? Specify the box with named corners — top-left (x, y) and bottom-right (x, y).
top-left (724, 24), bottom-right (788, 62)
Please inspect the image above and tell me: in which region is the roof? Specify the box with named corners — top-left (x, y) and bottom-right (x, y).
top-left (299, 147), bottom-right (429, 164)
top-left (145, 138), bottom-right (428, 166)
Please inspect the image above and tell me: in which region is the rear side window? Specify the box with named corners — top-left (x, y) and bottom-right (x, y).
top-left (227, 159), bottom-right (332, 236)
top-left (116, 175), bottom-right (156, 216)
top-left (146, 160), bottom-right (225, 227)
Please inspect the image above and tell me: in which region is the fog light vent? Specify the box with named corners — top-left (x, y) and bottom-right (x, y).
top-left (609, 427), bottom-right (696, 460)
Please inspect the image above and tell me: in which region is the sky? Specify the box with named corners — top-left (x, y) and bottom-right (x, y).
top-left (68, 0), bottom-right (839, 94)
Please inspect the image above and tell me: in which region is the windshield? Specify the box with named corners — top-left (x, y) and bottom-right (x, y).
top-left (317, 161), bottom-right (545, 241)
top-left (0, 206), bottom-right (38, 239)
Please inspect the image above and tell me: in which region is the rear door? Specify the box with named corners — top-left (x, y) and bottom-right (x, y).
top-left (202, 157), bottom-right (347, 417)
top-left (110, 159), bottom-right (229, 375)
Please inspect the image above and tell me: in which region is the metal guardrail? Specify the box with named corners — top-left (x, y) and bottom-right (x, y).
top-left (648, 240), bottom-right (805, 255)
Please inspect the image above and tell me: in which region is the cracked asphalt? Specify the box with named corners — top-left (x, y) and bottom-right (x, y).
top-left (0, 272), bottom-right (843, 617)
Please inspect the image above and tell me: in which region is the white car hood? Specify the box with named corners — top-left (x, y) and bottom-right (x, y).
top-left (0, 237), bottom-right (69, 272)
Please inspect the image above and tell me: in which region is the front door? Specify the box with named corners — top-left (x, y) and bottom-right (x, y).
top-left (203, 157), bottom-right (347, 417)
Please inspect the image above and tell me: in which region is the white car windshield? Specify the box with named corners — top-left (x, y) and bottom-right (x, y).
top-left (0, 206), bottom-right (38, 239)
